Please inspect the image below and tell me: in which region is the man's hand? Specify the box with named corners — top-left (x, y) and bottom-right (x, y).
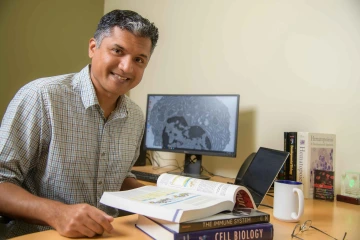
top-left (51, 203), bottom-right (114, 238)
top-left (0, 182), bottom-right (114, 238)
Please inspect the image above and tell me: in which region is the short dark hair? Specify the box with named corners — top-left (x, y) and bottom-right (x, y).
top-left (94, 10), bottom-right (159, 53)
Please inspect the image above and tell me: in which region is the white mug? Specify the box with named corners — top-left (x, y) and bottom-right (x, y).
top-left (273, 180), bottom-right (304, 222)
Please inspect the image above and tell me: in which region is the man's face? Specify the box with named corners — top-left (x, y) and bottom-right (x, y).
top-left (88, 27), bottom-right (152, 98)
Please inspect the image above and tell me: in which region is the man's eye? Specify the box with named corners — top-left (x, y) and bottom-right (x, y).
top-left (113, 49), bottom-right (122, 54)
top-left (136, 58), bottom-right (144, 63)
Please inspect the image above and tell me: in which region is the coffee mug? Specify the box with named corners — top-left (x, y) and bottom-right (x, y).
top-left (273, 180), bottom-right (304, 222)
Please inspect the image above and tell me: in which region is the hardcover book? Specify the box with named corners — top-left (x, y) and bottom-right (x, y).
top-left (278, 132), bottom-right (297, 181)
top-left (313, 169), bottom-right (334, 201)
top-left (144, 208), bottom-right (270, 233)
top-left (277, 132), bottom-right (289, 180)
top-left (100, 173), bottom-right (257, 223)
top-left (297, 132), bottom-right (336, 199)
top-left (136, 215), bottom-right (274, 240)
top-left (287, 132), bottom-right (297, 181)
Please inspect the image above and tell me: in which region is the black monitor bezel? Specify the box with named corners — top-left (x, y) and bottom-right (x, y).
top-left (143, 94), bottom-right (240, 158)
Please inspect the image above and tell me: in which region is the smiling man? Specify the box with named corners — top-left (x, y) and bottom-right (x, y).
top-left (0, 10), bottom-right (159, 239)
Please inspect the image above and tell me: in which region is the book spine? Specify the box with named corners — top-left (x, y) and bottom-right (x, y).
top-left (277, 132), bottom-right (289, 180)
top-left (288, 132), bottom-right (297, 181)
top-left (178, 214), bottom-right (270, 233)
top-left (297, 132), bottom-right (309, 198)
top-left (175, 223), bottom-right (273, 240)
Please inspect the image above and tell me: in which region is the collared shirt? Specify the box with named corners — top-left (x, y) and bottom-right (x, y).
top-left (0, 65), bottom-right (144, 238)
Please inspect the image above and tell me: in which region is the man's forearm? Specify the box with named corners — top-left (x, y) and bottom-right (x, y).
top-left (0, 182), bottom-right (115, 237)
top-left (0, 182), bottom-right (63, 226)
top-left (120, 177), bottom-right (144, 191)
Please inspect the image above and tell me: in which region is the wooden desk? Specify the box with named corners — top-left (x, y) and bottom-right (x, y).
top-left (10, 167), bottom-right (360, 239)
top-left (261, 199), bottom-right (359, 239)
top-left (10, 200), bottom-right (360, 240)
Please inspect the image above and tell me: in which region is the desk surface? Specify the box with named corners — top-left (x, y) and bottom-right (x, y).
top-left (10, 167), bottom-right (360, 240)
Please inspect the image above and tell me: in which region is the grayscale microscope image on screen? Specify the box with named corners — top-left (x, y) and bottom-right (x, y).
top-left (144, 94), bottom-right (240, 178)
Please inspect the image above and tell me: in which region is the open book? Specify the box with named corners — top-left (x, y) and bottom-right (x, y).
top-left (100, 173), bottom-right (256, 223)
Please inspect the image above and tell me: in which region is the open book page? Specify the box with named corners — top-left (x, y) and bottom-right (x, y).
top-left (100, 185), bottom-right (234, 222)
top-left (157, 173), bottom-right (256, 209)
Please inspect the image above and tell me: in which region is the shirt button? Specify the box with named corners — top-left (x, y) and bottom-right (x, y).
top-left (101, 152), bottom-right (106, 157)
top-left (98, 181), bottom-right (103, 185)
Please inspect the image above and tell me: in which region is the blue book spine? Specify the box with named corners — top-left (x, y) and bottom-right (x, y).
top-left (173, 222), bottom-right (273, 240)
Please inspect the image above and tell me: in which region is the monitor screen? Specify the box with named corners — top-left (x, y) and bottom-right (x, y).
top-left (144, 94), bottom-right (240, 178)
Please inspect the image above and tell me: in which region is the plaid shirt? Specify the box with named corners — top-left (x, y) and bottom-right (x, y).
top-left (0, 65), bottom-right (144, 238)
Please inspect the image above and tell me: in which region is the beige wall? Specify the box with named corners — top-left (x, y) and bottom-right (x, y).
top-left (105, 0), bottom-right (360, 194)
top-left (0, 0), bottom-right (104, 118)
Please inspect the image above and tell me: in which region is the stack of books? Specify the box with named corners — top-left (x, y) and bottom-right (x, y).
top-left (100, 173), bottom-right (274, 240)
top-left (136, 208), bottom-right (272, 240)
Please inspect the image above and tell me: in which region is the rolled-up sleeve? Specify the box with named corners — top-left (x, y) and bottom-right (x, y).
top-left (0, 86), bottom-right (48, 186)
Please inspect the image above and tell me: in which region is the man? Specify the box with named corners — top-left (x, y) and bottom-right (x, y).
top-left (0, 9), bottom-right (159, 238)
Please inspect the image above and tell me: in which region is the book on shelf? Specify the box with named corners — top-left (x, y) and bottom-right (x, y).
top-left (136, 214), bottom-right (274, 240)
top-left (294, 132), bottom-right (336, 198)
top-left (100, 173), bottom-right (257, 223)
top-left (143, 208), bottom-right (270, 233)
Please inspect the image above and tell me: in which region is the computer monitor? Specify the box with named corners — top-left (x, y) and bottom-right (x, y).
top-left (144, 94), bottom-right (240, 179)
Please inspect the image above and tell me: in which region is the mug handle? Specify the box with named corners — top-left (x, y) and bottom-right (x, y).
top-left (290, 188), bottom-right (304, 220)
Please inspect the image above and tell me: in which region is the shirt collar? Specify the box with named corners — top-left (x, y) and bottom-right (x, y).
top-left (74, 65), bottom-right (128, 118)
top-left (111, 95), bottom-right (129, 119)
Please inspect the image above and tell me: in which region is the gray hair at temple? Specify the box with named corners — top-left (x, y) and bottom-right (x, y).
top-left (94, 9), bottom-right (159, 54)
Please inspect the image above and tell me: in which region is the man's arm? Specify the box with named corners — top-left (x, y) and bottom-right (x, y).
top-left (0, 182), bottom-right (114, 237)
top-left (120, 177), bottom-right (144, 191)
top-left (0, 86), bottom-right (114, 237)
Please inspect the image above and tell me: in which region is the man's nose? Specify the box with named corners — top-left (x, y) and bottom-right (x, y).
top-left (118, 56), bottom-right (134, 73)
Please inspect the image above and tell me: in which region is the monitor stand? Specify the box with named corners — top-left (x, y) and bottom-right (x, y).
top-left (171, 154), bottom-right (210, 180)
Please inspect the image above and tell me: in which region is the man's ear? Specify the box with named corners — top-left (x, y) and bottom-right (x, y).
top-left (88, 38), bottom-right (97, 58)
